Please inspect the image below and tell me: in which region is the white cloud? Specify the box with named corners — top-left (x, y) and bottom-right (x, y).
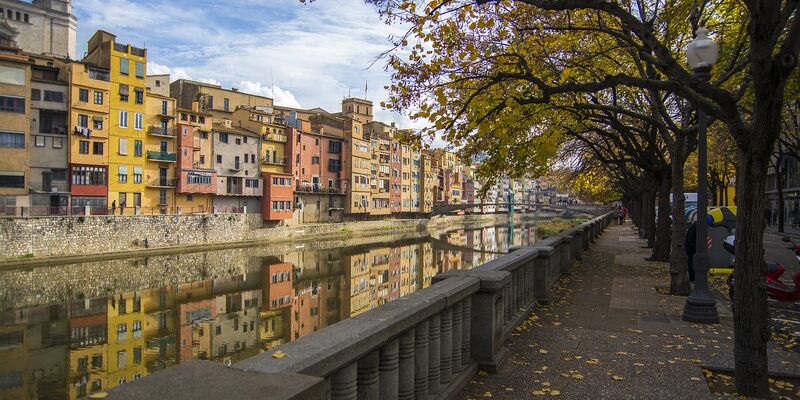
top-left (77, 0), bottom-right (433, 140)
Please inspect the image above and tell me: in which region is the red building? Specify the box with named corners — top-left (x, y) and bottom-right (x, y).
top-left (262, 171), bottom-right (294, 221)
top-left (390, 141), bottom-right (402, 212)
top-left (175, 105), bottom-right (217, 212)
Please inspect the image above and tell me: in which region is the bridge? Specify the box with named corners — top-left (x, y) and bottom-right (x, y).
top-left (431, 202), bottom-right (610, 217)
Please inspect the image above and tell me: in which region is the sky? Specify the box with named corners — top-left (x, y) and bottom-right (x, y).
top-left (72, 0), bottom-right (432, 136)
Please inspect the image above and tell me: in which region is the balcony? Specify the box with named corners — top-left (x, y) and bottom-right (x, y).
top-left (147, 150), bottom-right (177, 162)
top-left (146, 178), bottom-right (177, 188)
top-left (262, 133), bottom-right (288, 143)
top-left (296, 183), bottom-right (345, 195)
top-left (148, 126), bottom-right (175, 138)
top-left (262, 157), bottom-right (286, 166)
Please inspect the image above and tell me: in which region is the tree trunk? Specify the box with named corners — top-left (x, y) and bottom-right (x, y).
top-left (644, 187), bottom-right (656, 248)
top-left (777, 160), bottom-right (785, 233)
top-left (651, 173), bottom-right (671, 261)
top-left (669, 141), bottom-right (690, 295)
top-left (732, 150), bottom-right (770, 398)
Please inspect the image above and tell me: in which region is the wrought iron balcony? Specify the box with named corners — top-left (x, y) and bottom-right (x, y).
top-left (146, 150), bottom-right (177, 162)
top-left (146, 178), bottom-right (177, 188)
top-left (148, 126), bottom-right (175, 137)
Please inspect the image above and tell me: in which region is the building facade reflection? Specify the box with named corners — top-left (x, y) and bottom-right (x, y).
top-left (0, 221), bottom-right (539, 399)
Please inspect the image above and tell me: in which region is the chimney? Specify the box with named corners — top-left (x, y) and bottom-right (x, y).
top-left (232, 87), bottom-right (238, 92)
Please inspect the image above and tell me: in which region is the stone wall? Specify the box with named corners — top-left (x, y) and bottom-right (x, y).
top-left (0, 213), bottom-right (429, 260)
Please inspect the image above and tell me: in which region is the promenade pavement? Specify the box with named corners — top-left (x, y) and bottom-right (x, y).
top-left (459, 222), bottom-right (800, 399)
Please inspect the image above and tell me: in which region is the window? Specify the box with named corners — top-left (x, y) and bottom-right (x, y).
top-left (207, 96), bottom-right (213, 109)
top-left (328, 159), bottom-right (342, 172)
top-left (78, 114), bottom-right (88, 128)
top-left (134, 140), bottom-right (142, 157)
top-left (79, 140), bottom-right (89, 154)
top-left (245, 179), bottom-right (259, 188)
top-left (119, 84), bottom-right (129, 102)
top-left (328, 141), bottom-right (342, 153)
top-left (180, 113), bottom-right (187, 121)
top-left (133, 193), bottom-right (141, 207)
top-left (216, 155), bottom-right (222, 163)
top-left (134, 88), bottom-right (143, 104)
top-left (0, 131), bottom-right (23, 148)
top-left (118, 166), bottom-right (128, 183)
top-left (219, 132), bottom-right (228, 143)
top-left (0, 95), bottom-right (25, 113)
top-left (312, 156), bottom-right (320, 165)
top-left (120, 58), bottom-right (129, 75)
top-left (161, 100), bottom-right (168, 115)
top-left (244, 154), bottom-right (248, 163)
top-left (119, 110), bottom-right (128, 128)
top-left (199, 155), bottom-right (205, 164)
top-left (159, 189), bottom-right (167, 205)
top-left (187, 173), bottom-right (211, 185)
top-left (133, 347), bottom-right (142, 364)
top-left (134, 112), bottom-right (143, 130)
top-left (223, 98), bottom-right (229, 111)
top-left (94, 91), bottom-right (103, 105)
top-left (133, 321), bottom-right (142, 338)
top-left (0, 65), bottom-right (25, 85)
top-left (0, 172), bottom-right (24, 188)
top-left (199, 116), bottom-right (205, 123)
top-left (43, 90), bottom-right (63, 102)
top-left (135, 61), bottom-right (145, 78)
top-left (93, 117), bottom-right (103, 130)
top-left (133, 166), bottom-right (142, 183)
top-left (52, 137), bottom-right (63, 149)
top-left (118, 138), bottom-right (128, 155)
top-left (79, 88), bottom-right (89, 102)
top-left (93, 142), bottom-right (103, 155)
top-left (35, 135), bottom-right (44, 147)
top-left (235, 138), bottom-right (241, 145)
top-left (117, 350), bottom-right (126, 369)
top-left (31, 88), bottom-right (41, 100)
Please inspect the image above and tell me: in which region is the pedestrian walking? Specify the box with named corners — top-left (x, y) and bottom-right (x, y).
top-left (120, 201), bottom-right (126, 216)
top-left (111, 200), bottom-right (116, 215)
top-left (772, 209), bottom-right (778, 226)
top-left (765, 208), bottom-right (772, 226)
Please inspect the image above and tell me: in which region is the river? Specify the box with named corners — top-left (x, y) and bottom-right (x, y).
top-left (0, 217), bottom-right (541, 399)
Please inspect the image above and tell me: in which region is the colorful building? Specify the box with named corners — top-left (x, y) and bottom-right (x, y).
top-left (142, 90), bottom-right (177, 212)
top-left (0, 35), bottom-right (31, 215)
top-left (83, 31), bottom-right (148, 214)
top-left (211, 119), bottom-right (261, 213)
top-left (66, 60), bottom-right (110, 214)
top-left (28, 55), bottom-right (69, 215)
top-left (174, 103), bottom-right (216, 213)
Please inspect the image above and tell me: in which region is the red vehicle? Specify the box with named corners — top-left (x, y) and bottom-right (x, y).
top-left (726, 236), bottom-right (800, 304)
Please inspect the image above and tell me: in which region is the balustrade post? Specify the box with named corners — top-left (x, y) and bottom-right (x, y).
top-left (451, 302), bottom-right (463, 374)
top-left (427, 314), bottom-right (441, 395)
top-left (331, 362), bottom-right (358, 400)
top-left (439, 307), bottom-right (453, 385)
top-left (414, 321), bottom-right (429, 400)
top-left (358, 350), bottom-right (380, 400)
top-left (582, 224), bottom-right (591, 249)
top-left (398, 330), bottom-right (415, 400)
top-left (460, 297), bottom-right (471, 367)
top-left (379, 339), bottom-right (400, 400)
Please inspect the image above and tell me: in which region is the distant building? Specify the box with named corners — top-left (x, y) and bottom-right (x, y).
top-left (0, 0), bottom-right (77, 59)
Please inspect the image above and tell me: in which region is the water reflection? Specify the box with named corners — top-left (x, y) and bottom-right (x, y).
top-left (0, 221), bottom-right (536, 399)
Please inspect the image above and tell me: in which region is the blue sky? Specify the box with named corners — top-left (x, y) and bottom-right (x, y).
top-left (72, 0), bottom-right (422, 130)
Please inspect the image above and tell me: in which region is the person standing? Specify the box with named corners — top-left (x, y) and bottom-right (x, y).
top-left (120, 200), bottom-right (126, 216)
top-left (111, 200), bottom-right (116, 215)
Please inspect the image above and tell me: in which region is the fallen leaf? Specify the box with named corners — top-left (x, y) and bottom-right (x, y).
top-left (585, 358), bottom-right (600, 365)
top-left (539, 349), bottom-right (548, 354)
top-left (550, 390), bottom-right (561, 396)
top-left (272, 351), bottom-right (287, 359)
top-left (572, 374), bottom-right (584, 380)
top-left (532, 390), bottom-right (546, 396)
top-left (478, 370), bottom-right (489, 377)
top-left (482, 391), bottom-right (492, 398)
top-left (612, 375), bottom-right (624, 381)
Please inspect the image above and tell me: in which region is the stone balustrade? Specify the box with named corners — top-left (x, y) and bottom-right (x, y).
top-left (108, 211), bottom-right (614, 400)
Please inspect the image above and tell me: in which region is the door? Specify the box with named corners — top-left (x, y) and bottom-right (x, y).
top-left (159, 167), bottom-right (168, 186)
top-left (42, 171), bottom-right (52, 192)
top-left (160, 141), bottom-right (168, 153)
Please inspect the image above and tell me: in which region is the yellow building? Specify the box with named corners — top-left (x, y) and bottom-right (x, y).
top-left (142, 91), bottom-right (177, 212)
top-left (83, 31), bottom-right (148, 214)
top-left (105, 292), bottom-right (147, 390)
top-left (0, 43), bottom-right (31, 215)
top-left (232, 107), bottom-right (287, 173)
top-left (66, 61), bottom-right (110, 213)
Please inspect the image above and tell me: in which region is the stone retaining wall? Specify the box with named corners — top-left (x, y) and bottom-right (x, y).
top-left (0, 214), bottom-right (428, 260)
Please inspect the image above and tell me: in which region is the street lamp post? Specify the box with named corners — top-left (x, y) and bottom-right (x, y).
top-left (682, 27), bottom-right (720, 324)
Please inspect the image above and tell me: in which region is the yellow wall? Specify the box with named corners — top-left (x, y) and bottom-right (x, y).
top-left (68, 63), bottom-right (110, 168)
top-left (0, 55), bottom-right (31, 202)
top-left (142, 93), bottom-right (176, 210)
top-left (107, 42), bottom-right (147, 211)
top-left (105, 293), bottom-right (147, 390)
top-left (175, 193), bottom-right (212, 213)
